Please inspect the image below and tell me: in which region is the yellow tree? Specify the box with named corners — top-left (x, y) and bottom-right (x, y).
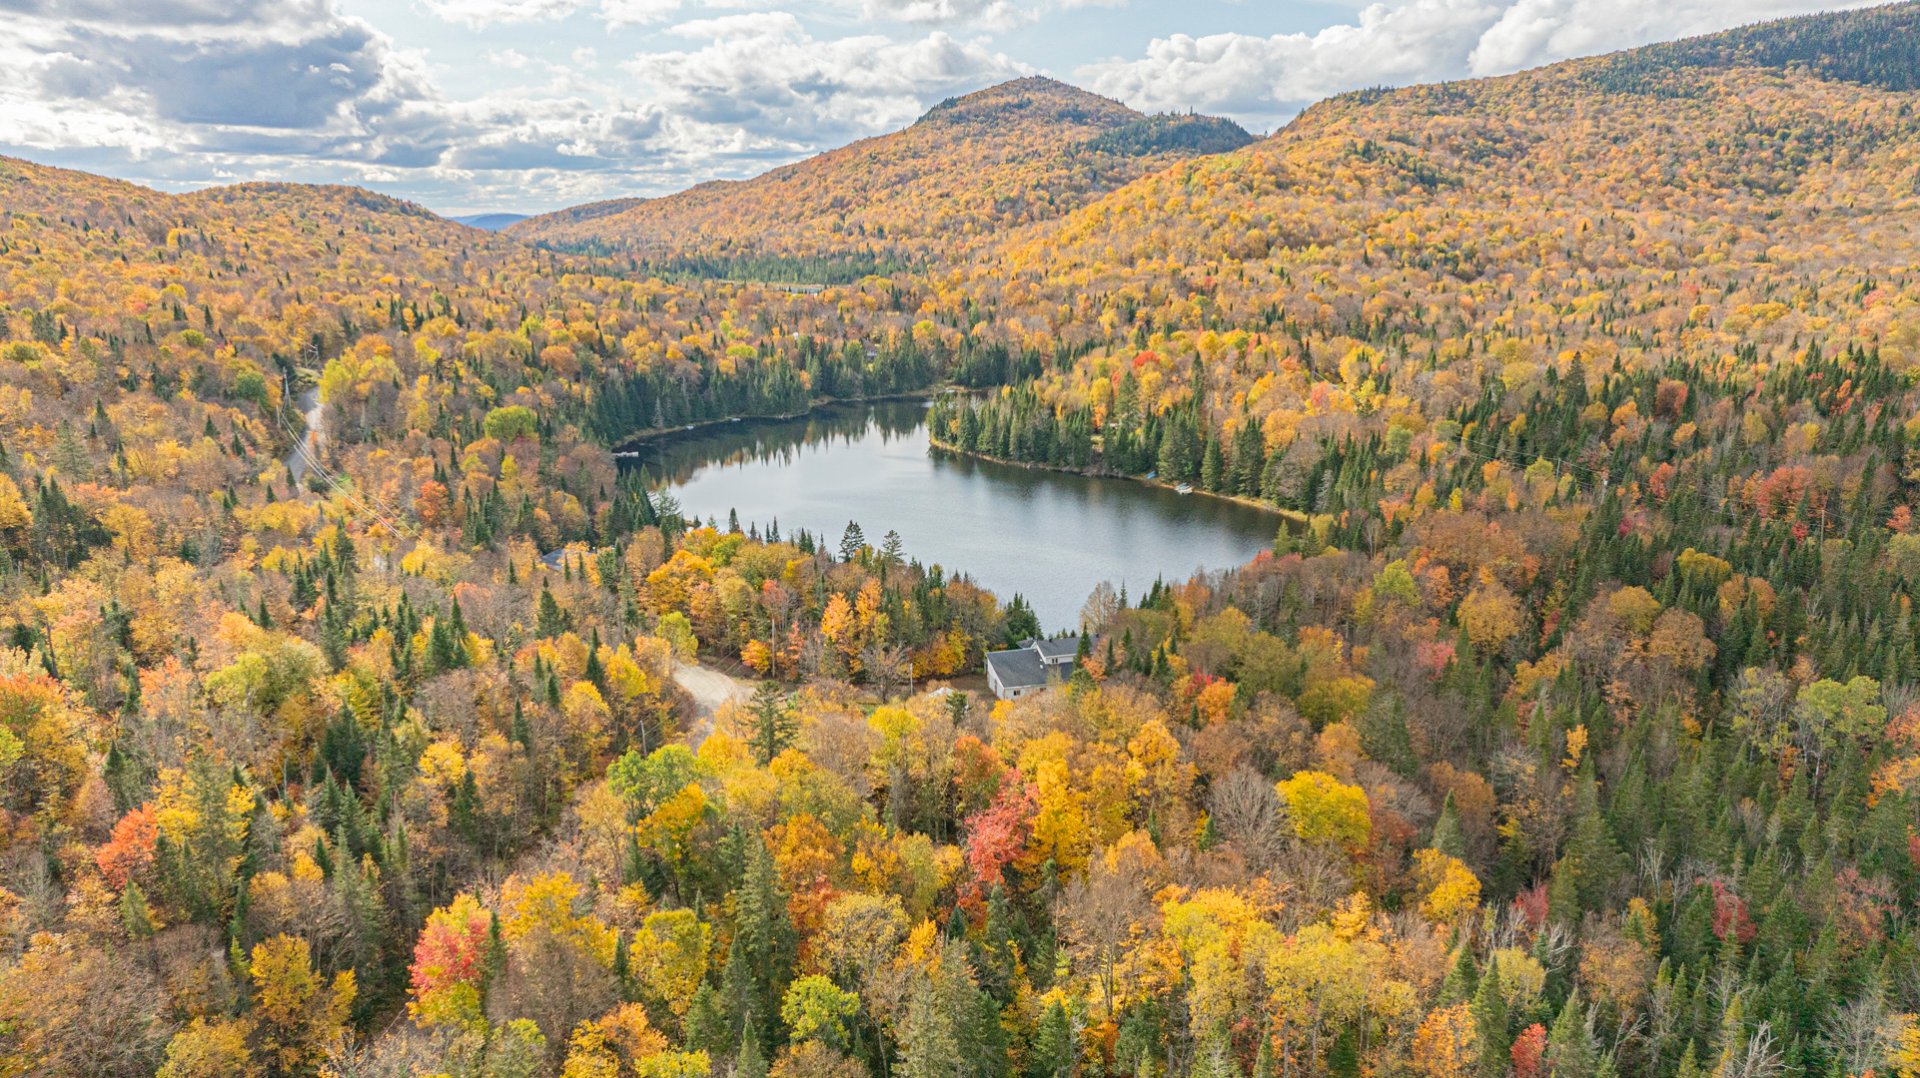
top-left (1276, 770), bottom-right (1371, 854)
top-left (631, 909), bottom-right (712, 1021)
top-left (249, 934), bottom-right (355, 1074)
top-left (1412, 850), bottom-right (1482, 926)
top-left (1158, 886), bottom-right (1280, 1049)
top-left (1411, 1003), bottom-right (1478, 1078)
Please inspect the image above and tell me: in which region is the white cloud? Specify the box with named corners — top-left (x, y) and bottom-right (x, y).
top-left (667, 11), bottom-right (803, 38)
top-left (3, 0), bottom-right (452, 164)
top-left (419, 0), bottom-right (586, 28)
top-left (861, 0), bottom-right (1124, 28)
top-left (1079, 0), bottom-right (1501, 124)
top-left (1080, 0), bottom-right (1874, 130)
top-left (628, 17), bottom-right (1029, 147)
top-left (598, 0), bottom-right (682, 29)
top-left (862, 0), bottom-right (1029, 28)
top-left (0, 0), bottom-right (1875, 212)
top-left (1469, 0), bottom-right (1882, 74)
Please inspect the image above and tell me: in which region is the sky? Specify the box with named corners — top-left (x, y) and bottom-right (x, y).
top-left (0, 0), bottom-right (1881, 216)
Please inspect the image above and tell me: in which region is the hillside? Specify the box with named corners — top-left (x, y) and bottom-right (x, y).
top-left (10, 6), bottom-right (1920, 1078)
top-left (940, 1), bottom-right (1920, 482)
top-left (508, 77), bottom-right (1252, 281)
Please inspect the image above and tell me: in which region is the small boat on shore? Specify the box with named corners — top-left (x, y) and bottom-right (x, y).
top-left (1174, 483), bottom-right (1193, 495)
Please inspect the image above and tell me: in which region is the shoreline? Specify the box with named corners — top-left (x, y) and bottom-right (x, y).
top-left (925, 432), bottom-right (1309, 527)
top-left (611, 386), bottom-right (948, 455)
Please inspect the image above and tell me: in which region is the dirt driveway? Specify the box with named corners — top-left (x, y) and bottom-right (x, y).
top-left (670, 662), bottom-right (756, 746)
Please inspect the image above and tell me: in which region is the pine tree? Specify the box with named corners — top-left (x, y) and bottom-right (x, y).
top-left (120, 882), bottom-right (156, 938)
top-left (723, 830), bottom-right (796, 1049)
top-left (684, 982), bottom-right (729, 1054)
top-left (1200, 436), bottom-right (1225, 492)
top-left (536, 583), bottom-right (570, 638)
top-left (1439, 944), bottom-right (1479, 1005)
top-left (748, 682), bottom-right (796, 767)
top-left (839, 520), bottom-right (866, 562)
top-left (1472, 954), bottom-right (1510, 1076)
top-left (736, 1021), bottom-right (769, 1078)
top-left (1432, 791), bottom-right (1467, 860)
top-left (1546, 991), bottom-right (1598, 1078)
top-left (1030, 1000), bottom-right (1074, 1078)
top-left (51, 419), bottom-right (92, 481)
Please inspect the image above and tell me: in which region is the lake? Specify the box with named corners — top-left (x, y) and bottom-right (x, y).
top-left (622, 399), bottom-right (1285, 632)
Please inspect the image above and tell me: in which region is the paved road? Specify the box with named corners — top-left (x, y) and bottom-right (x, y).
top-left (670, 662), bottom-right (755, 747)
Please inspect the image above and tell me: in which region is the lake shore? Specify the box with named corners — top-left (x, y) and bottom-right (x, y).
top-left (612, 386), bottom-right (948, 454)
top-left (619, 398), bottom-right (1285, 630)
top-left (925, 432), bottom-right (1310, 528)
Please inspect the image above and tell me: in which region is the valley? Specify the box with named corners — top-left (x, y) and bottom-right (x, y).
top-left (1, 5), bottom-right (1920, 1077)
top-left (629, 399), bottom-right (1284, 632)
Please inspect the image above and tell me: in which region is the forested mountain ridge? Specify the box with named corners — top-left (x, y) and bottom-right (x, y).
top-left (945, 1), bottom-right (1920, 486)
top-left (506, 77), bottom-right (1253, 282)
top-left (6, 5), bottom-right (1920, 1078)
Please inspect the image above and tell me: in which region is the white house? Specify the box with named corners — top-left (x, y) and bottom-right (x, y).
top-left (985, 636), bottom-right (1081, 700)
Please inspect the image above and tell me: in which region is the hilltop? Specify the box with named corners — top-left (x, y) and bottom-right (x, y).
top-left (507, 76), bottom-right (1252, 281)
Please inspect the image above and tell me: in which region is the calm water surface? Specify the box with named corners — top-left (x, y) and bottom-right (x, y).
top-left (624, 400), bottom-right (1284, 632)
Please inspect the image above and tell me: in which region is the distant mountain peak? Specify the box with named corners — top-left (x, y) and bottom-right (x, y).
top-left (918, 76), bottom-right (1139, 129)
top-left (508, 75), bottom-right (1246, 274)
top-left (452, 212), bottom-right (530, 231)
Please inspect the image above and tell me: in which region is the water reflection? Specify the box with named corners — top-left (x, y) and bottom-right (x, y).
top-left (622, 400), bottom-right (1283, 632)
top-left (632, 402), bottom-right (928, 487)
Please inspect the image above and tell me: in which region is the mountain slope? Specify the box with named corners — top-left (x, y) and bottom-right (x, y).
top-left (16, 7), bottom-right (1920, 1078)
top-left (507, 77), bottom-right (1252, 280)
top-left (941, 1), bottom-right (1920, 465)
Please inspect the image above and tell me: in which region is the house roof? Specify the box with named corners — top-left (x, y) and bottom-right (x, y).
top-left (986, 647), bottom-right (1050, 690)
top-left (1032, 636), bottom-right (1081, 661)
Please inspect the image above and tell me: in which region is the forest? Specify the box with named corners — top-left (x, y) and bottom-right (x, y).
top-left (4, 4), bottom-right (1920, 1077)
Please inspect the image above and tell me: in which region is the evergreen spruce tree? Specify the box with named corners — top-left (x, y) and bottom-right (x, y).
top-left (1439, 944), bottom-right (1479, 1005)
top-left (748, 682), bottom-right (797, 767)
top-left (1471, 954), bottom-right (1510, 1076)
top-left (1029, 1000), bottom-right (1074, 1078)
top-left (1432, 791), bottom-right (1467, 860)
top-left (724, 830), bottom-right (796, 1050)
top-left (736, 1021), bottom-right (769, 1078)
top-left (839, 520), bottom-right (867, 562)
top-left (1546, 991), bottom-right (1598, 1078)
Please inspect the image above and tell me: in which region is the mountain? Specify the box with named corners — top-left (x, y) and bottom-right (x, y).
top-left (452, 212), bottom-right (529, 231)
top-left (942, 0), bottom-right (1920, 473)
top-left (14, 8), bottom-right (1920, 1077)
top-left (507, 76), bottom-right (1252, 281)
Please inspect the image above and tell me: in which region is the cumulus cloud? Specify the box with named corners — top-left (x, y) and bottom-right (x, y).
top-left (1082, 0), bottom-right (1497, 124)
top-left (0, 0), bottom-right (1033, 209)
top-left (1467, 0), bottom-right (1881, 74)
top-left (862, 0), bottom-right (1030, 28)
top-left (861, 0), bottom-right (1123, 29)
top-left (599, 0), bottom-right (684, 28)
top-left (629, 15), bottom-right (1029, 147)
top-left (419, 0), bottom-right (587, 28)
top-left (418, 0), bottom-right (682, 30)
top-left (1080, 0), bottom-right (1875, 131)
top-left (0, 0), bottom-right (1867, 212)
top-left (2, 0), bottom-right (455, 167)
